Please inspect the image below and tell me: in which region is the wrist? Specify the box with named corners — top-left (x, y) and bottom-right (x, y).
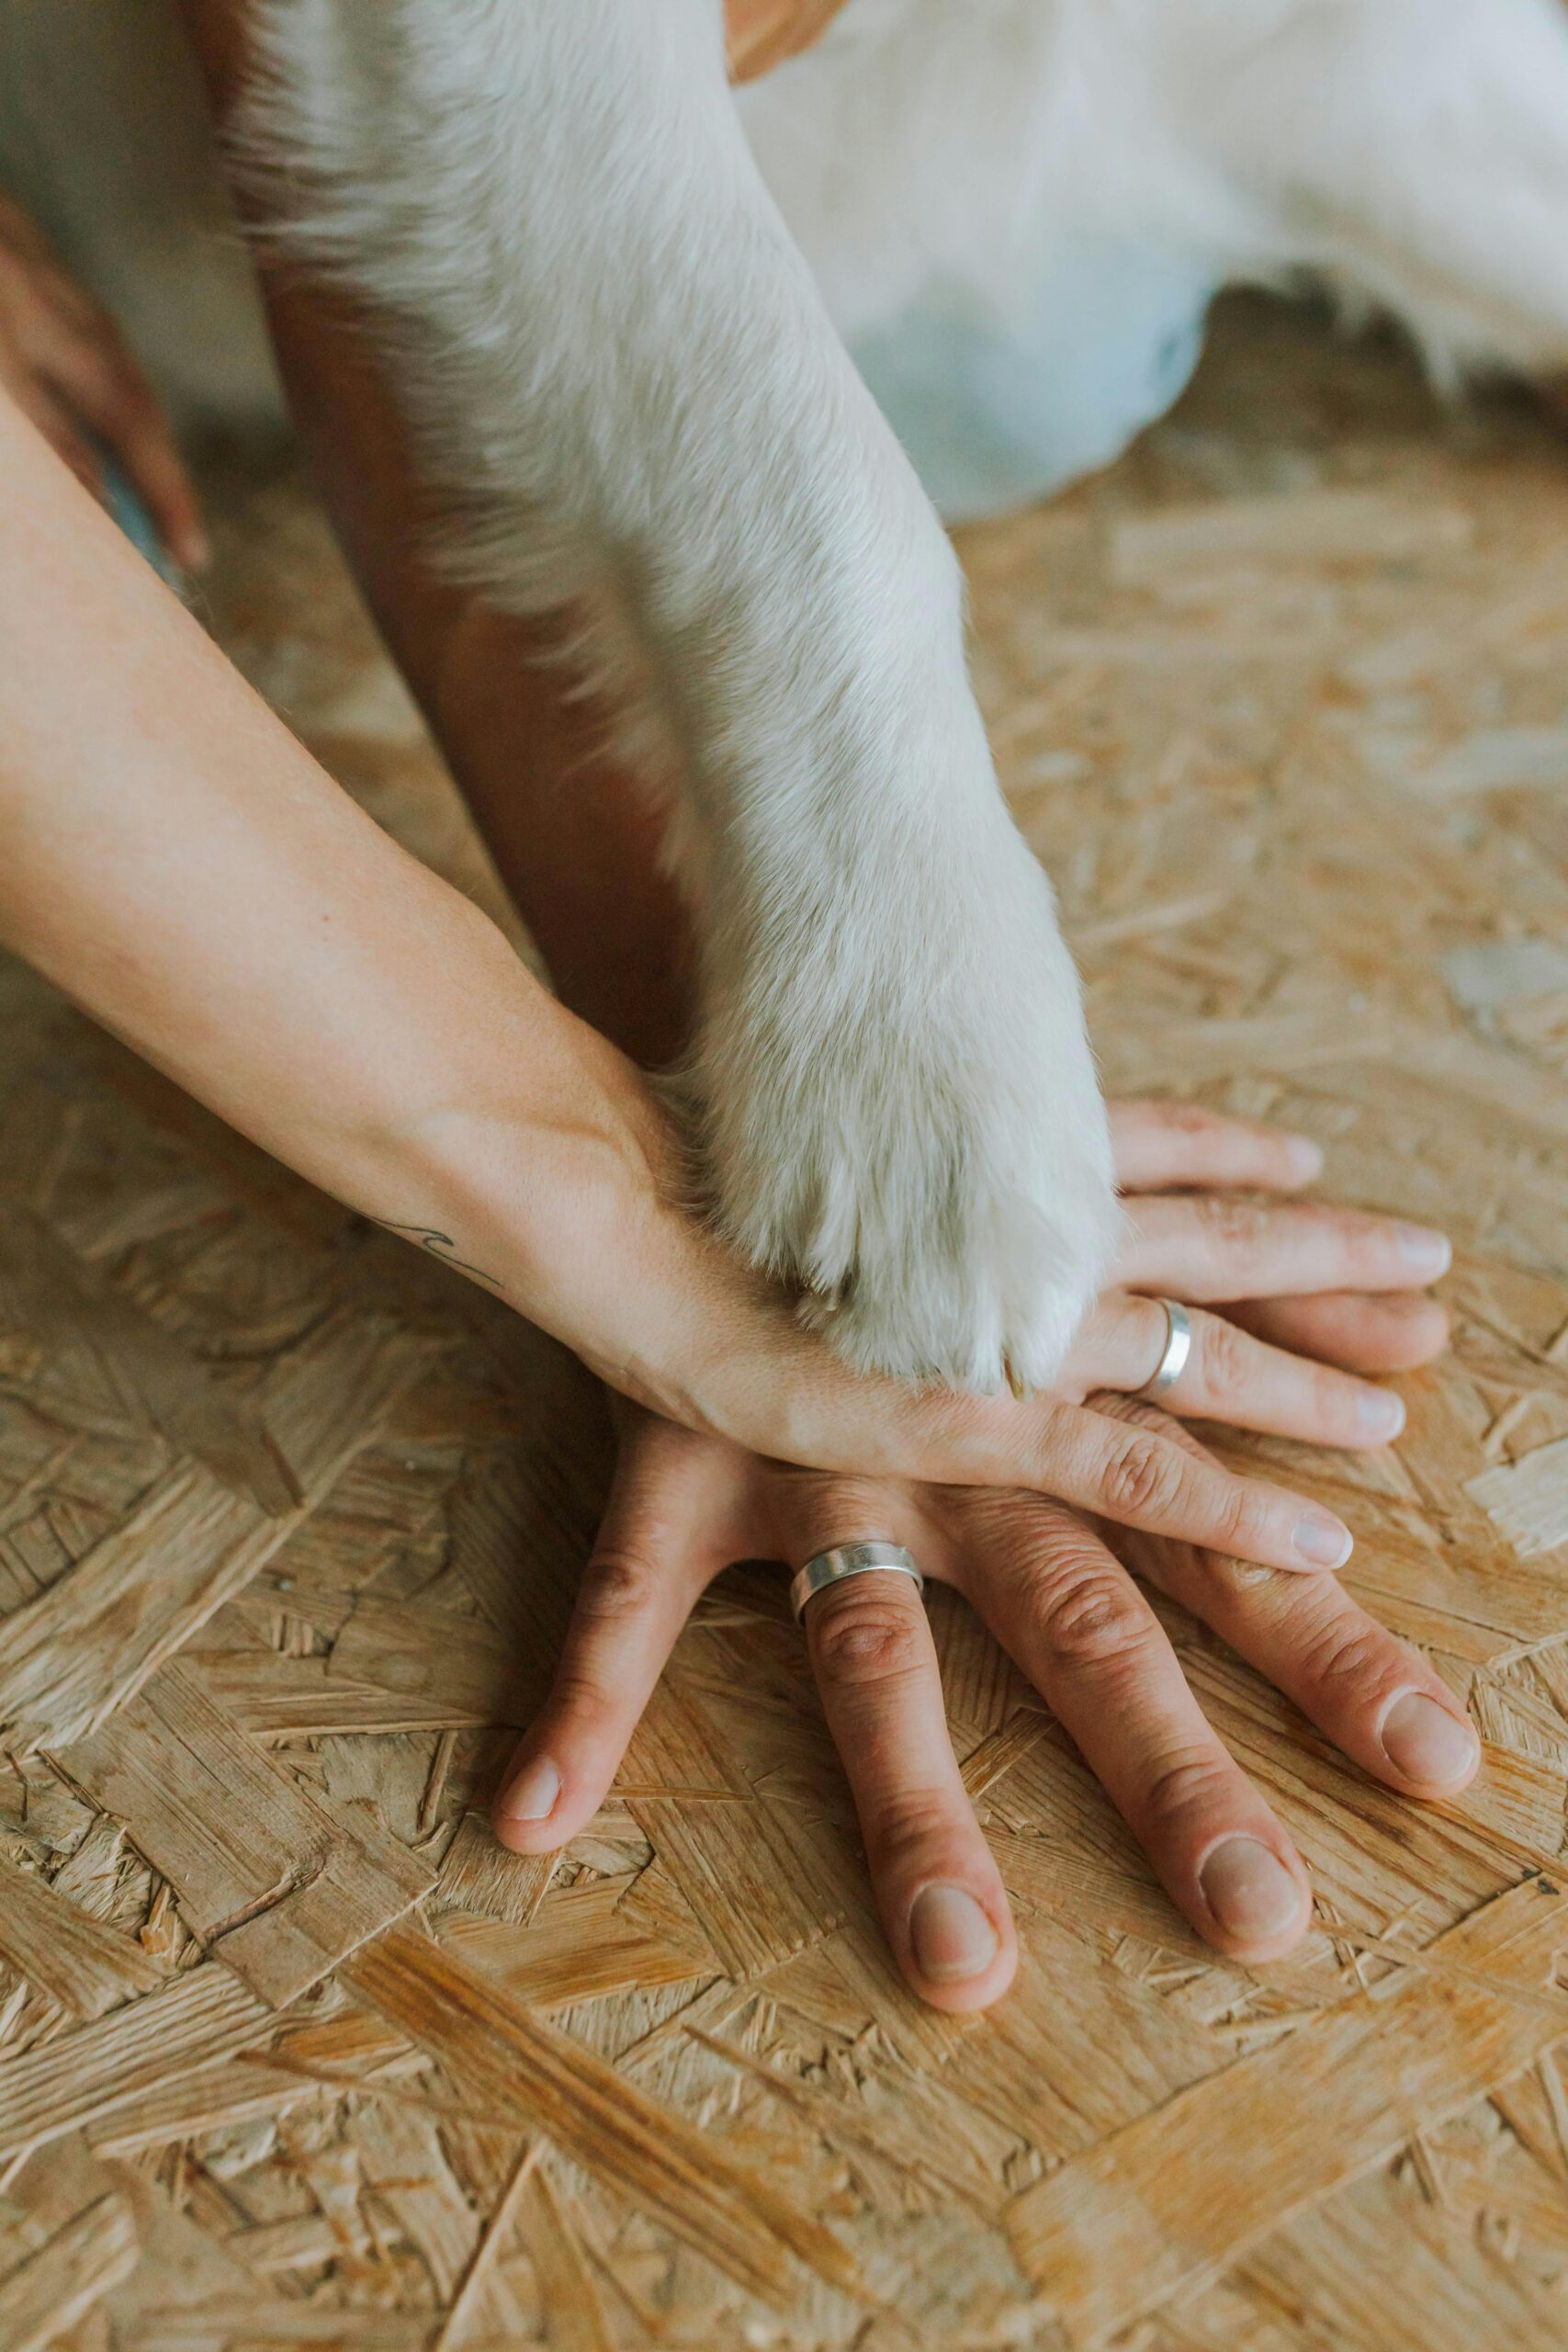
top-left (359, 999), bottom-right (683, 1329)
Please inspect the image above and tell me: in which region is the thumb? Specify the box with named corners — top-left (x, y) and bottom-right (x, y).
top-left (491, 1422), bottom-right (720, 1853)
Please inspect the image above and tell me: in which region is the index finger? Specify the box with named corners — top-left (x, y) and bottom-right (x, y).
top-left (882, 1391), bottom-right (1353, 1575)
top-left (47, 328), bottom-right (208, 571)
top-left (1087, 1398), bottom-right (1480, 1803)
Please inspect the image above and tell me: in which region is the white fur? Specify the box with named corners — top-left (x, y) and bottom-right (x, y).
top-left (233, 0), bottom-right (1121, 1394)
top-left (740, 0), bottom-right (1568, 393)
top-left (7, 0), bottom-right (1568, 1386)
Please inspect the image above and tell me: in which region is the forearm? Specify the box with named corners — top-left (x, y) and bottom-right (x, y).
top-left (0, 388), bottom-right (665, 1324)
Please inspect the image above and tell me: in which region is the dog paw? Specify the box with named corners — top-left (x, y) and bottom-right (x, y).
top-left (695, 825), bottom-right (1120, 1392)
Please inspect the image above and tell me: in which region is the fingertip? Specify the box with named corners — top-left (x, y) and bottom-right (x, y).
top-left (1327, 1295), bottom-right (1450, 1376)
top-left (174, 519), bottom-right (211, 575)
top-left (1350, 1383), bottom-right (1405, 1447)
top-left (1370, 1297), bottom-right (1449, 1372)
top-left (1290, 1508), bottom-right (1354, 1572)
top-left (490, 1804), bottom-right (567, 1858)
top-left (902, 1881), bottom-right (1018, 2012)
top-left (1377, 1690), bottom-right (1481, 1796)
top-left (491, 1749), bottom-right (573, 1852)
top-left (1395, 1224), bottom-right (1452, 1281)
top-left (1194, 1834), bottom-right (1314, 1962)
top-left (1282, 1134), bottom-right (1325, 1186)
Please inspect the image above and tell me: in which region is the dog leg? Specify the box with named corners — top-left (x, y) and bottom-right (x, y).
top-left (243, 0), bottom-right (1118, 1391)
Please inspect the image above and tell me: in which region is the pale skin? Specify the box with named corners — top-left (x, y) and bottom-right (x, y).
top-left (2, 73), bottom-right (1478, 2005)
top-left (0, 382), bottom-right (1419, 1542)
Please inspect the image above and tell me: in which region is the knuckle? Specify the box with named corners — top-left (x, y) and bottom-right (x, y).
top-left (1339, 1208), bottom-right (1390, 1260)
top-left (1300, 1617), bottom-right (1395, 1701)
top-left (1140, 1750), bottom-right (1235, 1831)
top-left (1032, 1560), bottom-right (1150, 1668)
top-left (1153, 1100), bottom-right (1214, 1137)
top-left (548, 1651), bottom-right (626, 1726)
top-left (810, 1592), bottom-right (925, 1687)
top-left (576, 1545), bottom-right (660, 1626)
top-left (1195, 1194), bottom-right (1264, 1250)
top-left (1212, 1476), bottom-right (1274, 1558)
top-left (1195, 1313), bottom-right (1251, 1397)
top-left (1100, 1430), bottom-right (1188, 1522)
top-left (868, 1786), bottom-right (966, 1869)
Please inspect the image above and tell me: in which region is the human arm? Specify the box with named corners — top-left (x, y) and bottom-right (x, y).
top-left (1, 388), bottom-right (1394, 1575)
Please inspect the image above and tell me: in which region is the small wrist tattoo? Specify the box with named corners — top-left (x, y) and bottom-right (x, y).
top-left (375, 1219), bottom-right (507, 1295)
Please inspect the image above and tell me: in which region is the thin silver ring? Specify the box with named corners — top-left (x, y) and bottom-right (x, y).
top-left (1136, 1298), bottom-right (1193, 1401)
top-left (790, 1542), bottom-right (924, 1623)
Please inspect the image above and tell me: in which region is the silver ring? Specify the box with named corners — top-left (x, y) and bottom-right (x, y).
top-left (1135, 1298), bottom-right (1192, 1401)
top-left (790, 1542), bottom-right (924, 1623)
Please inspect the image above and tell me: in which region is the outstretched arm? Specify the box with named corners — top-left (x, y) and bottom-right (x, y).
top-left (0, 387), bottom-right (1373, 1571)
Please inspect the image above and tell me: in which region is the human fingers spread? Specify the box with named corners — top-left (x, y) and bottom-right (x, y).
top-left (1066, 1291), bottom-right (1407, 1449)
top-left (788, 1481), bottom-right (1016, 2010)
top-left (1228, 1290), bottom-right (1450, 1374)
top-left (43, 322), bottom-right (208, 571)
top-left (957, 1491), bottom-right (1312, 1960)
top-left (1107, 1099), bottom-right (1324, 1193)
top-left (1116, 1191), bottom-right (1451, 1303)
top-left (1095, 1402), bottom-right (1480, 1801)
top-left (491, 1415), bottom-right (729, 1854)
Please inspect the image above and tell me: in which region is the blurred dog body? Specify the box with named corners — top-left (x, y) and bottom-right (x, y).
top-left (4, 1), bottom-right (1565, 1391)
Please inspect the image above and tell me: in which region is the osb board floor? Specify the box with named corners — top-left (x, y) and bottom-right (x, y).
top-left (3, 290), bottom-right (1568, 2352)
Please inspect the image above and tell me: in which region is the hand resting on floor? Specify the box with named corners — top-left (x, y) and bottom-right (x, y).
top-left (492, 1101), bottom-right (1472, 2009)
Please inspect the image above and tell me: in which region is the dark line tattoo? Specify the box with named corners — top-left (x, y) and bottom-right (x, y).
top-left (375, 1220), bottom-right (508, 1295)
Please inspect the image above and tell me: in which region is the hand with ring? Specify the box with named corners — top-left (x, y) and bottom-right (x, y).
top-left (493, 1102), bottom-right (1473, 2009)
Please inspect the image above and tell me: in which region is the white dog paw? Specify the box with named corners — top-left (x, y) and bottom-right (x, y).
top-left (696, 829), bottom-right (1120, 1392)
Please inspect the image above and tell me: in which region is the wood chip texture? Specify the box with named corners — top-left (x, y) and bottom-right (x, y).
top-left (2, 293), bottom-right (1568, 2346)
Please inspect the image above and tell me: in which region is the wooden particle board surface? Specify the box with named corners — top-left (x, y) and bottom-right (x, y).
top-left (3, 292), bottom-right (1568, 2346)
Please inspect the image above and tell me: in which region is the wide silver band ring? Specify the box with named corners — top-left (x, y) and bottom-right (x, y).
top-left (1135, 1297), bottom-right (1193, 1401)
top-left (790, 1542), bottom-right (924, 1623)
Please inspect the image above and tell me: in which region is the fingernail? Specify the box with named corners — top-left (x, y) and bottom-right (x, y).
top-left (1285, 1136), bottom-right (1325, 1181)
top-left (1293, 1510), bottom-right (1352, 1568)
top-left (1199, 1838), bottom-right (1303, 1939)
top-left (1381, 1691), bottom-right (1479, 1787)
top-left (1395, 1224), bottom-right (1451, 1277)
top-left (909, 1884), bottom-right (999, 1983)
top-left (1356, 1386), bottom-right (1405, 1442)
top-left (497, 1755), bottom-right (560, 1824)
top-left (180, 527), bottom-right (211, 574)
